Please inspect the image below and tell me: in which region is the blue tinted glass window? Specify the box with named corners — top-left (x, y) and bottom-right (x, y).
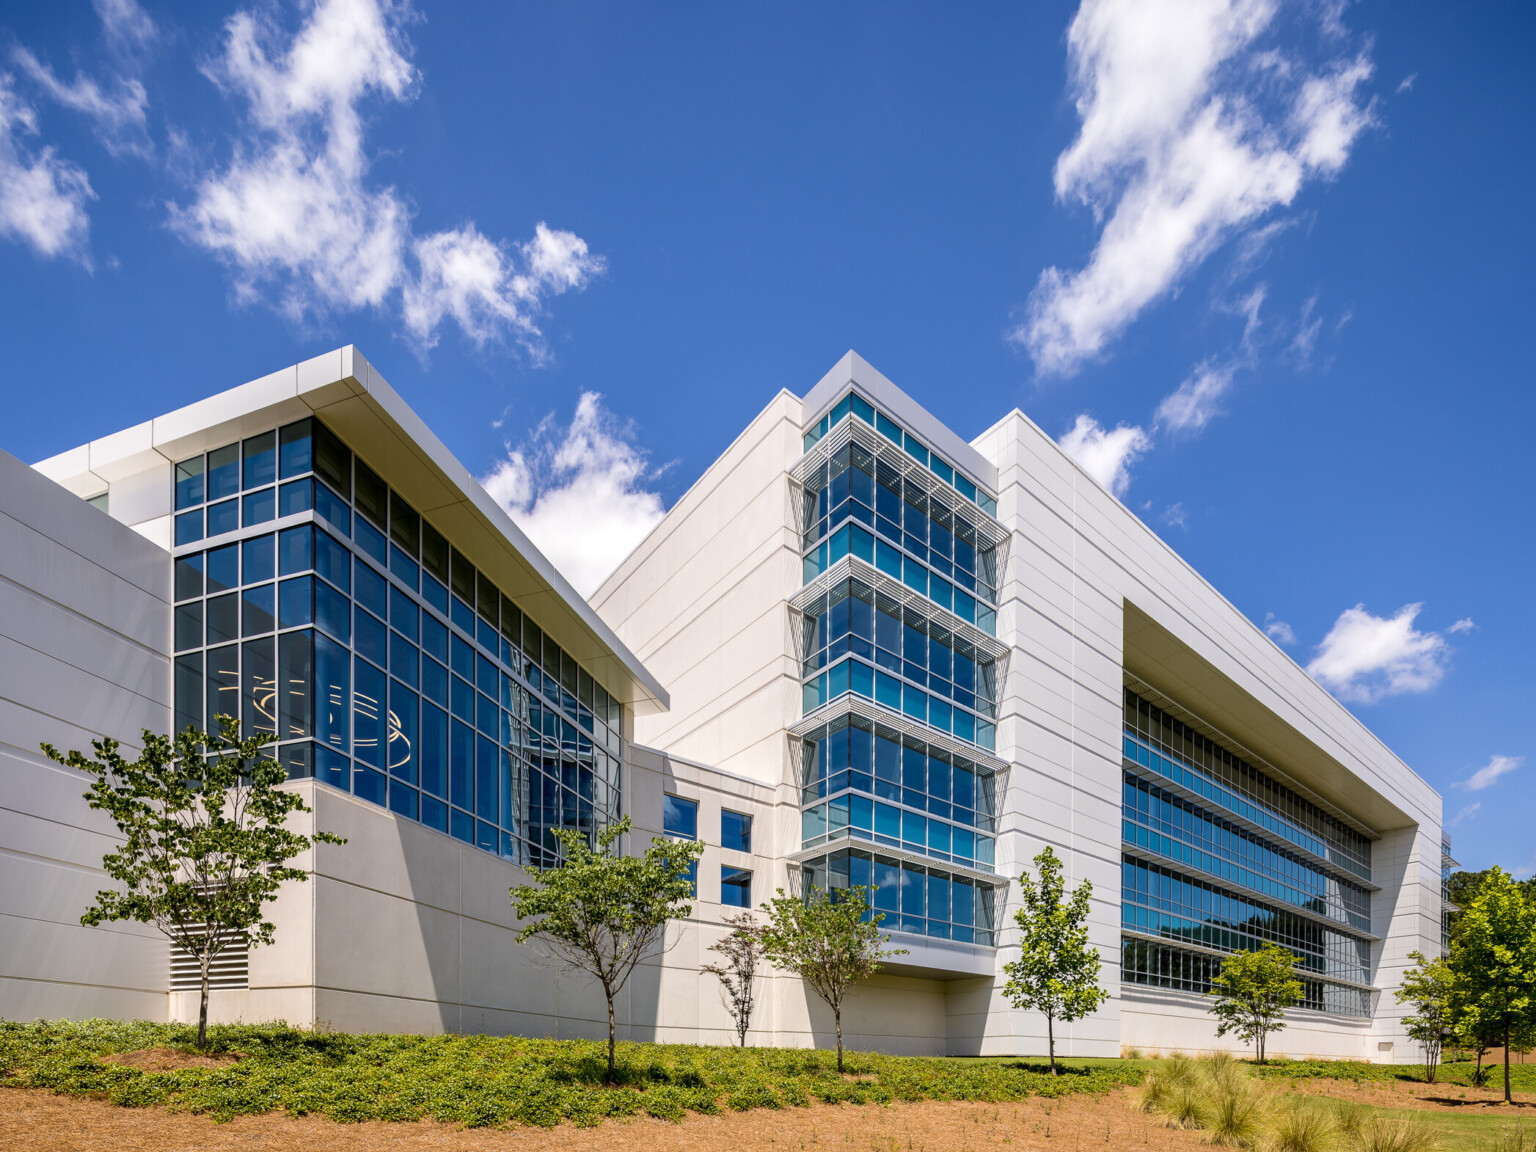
top-left (315, 745), bottom-right (349, 789)
top-left (207, 498), bottom-right (239, 537)
top-left (353, 658), bottom-right (387, 769)
top-left (355, 607), bottom-right (387, 666)
top-left (476, 735), bottom-right (498, 821)
top-left (315, 580), bottom-right (350, 643)
top-left (175, 553), bottom-right (203, 602)
top-left (450, 633), bottom-right (474, 681)
top-left (421, 794), bottom-right (448, 832)
top-left (175, 457), bottom-right (204, 509)
top-left (422, 573), bottom-right (448, 615)
top-left (175, 602), bottom-right (202, 653)
top-left (207, 444), bottom-right (240, 500)
top-left (422, 656), bottom-right (448, 707)
top-left (389, 681), bottom-right (418, 783)
top-left (450, 674), bottom-right (473, 722)
top-left (278, 525), bottom-right (311, 575)
top-left (722, 809), bottom-right (752, 853)
top-left (279, 419), bottom-right (312, 478)
top-left (206, 593), bottom-right (238, 646)
top-left (353, 765), bottom-right (386, 806)
top-left (355, 517), bottom-right (387, 566)
top-left (314, 632), bottom-right (349, 754)
top-left (390, 544), bottom-right (419, 589)
top-left (243, 432), bottom-right (276, 489)
top-left (390, 631), bottom-right (418, 688)
top-left (175, 509), bottom-right (204, 545)
top-left (421, 613), bottom-right (448, 663)
top-left (354, 557), bottom-right (387, 617)
top-left (421, 702), bottom-right (447, 798)
top-left (315, 529), bottom-right (350, 592)
top-left (450, 808), bottom-right (474, 843)
top-left (242, 583), bottom-right (275, 636)
top-left (243, 488), bottom-right (276, 526)
top-left (450, 719), bottom-right (473, 811)
top-left (315, 480), bottom-right (350, 535)
top-left (279, 575), bottom-right (312, 629)
top-left (389, 585), bottom-right (418, 642)
top-left (241, 534), bottom-right (274, 584)
top-left (451, 595), bottom-right (475, 635)
top-left (721, 866), bottom-right (752, 908)
top-left (389, 781), bottom-right (418, 820)
top-left (207, 543), bottom-right (239, 593)
top-left (663, 794), bottom-right (698, 840)
top-left (279, 478), bottom-right (312, 517)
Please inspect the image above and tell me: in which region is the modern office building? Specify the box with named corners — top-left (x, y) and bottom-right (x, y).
top-left (1, 346), bottom-right (1446, 1060)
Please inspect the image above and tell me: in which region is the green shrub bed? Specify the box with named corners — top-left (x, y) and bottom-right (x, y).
top-left (1253, 1057), bottom-right (1536, 1090)
top-left (0, 1020), bottom-right (1140, 1127)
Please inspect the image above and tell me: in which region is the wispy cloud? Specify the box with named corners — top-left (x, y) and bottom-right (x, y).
top-left (0, 75), bottom-right (95, 262)
top-left (1447, 617), bottom-right (1476, 635)
top-left (1263, 612), bottom-right (1296, 646)
top-left (172, 0), bottom-right (601, 357)
top-left (1016, 0), bottom-right (1375, 376)
top-left (1058, 414), bottom-right (1150, 497)
top-left (1456, 755), bottom-right (1521, 793)
top-left (1396, 73), bottom-right (1416, 95)
top-left (1155, 360), bottom-right (1237, 436)
top-left (1449, 802), bottom-right (1479, 828)
top-left (1160, 502), bottom-right (1188, 529)
top-left (481, 394), bottom-right (666, 597)
top-left (1306, 602), bottom-right (1452, 704)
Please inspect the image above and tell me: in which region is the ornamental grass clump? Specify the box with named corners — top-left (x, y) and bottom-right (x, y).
top-left (1352, 1115), bottom-right (1439, 1152)
top-left (1266, 1098), bottom-right (1335, 1152)
top-left (1204, 1075), bottom-right (1265, 1147)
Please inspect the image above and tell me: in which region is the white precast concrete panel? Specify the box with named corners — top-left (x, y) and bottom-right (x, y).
top-left (0, 449), bottom-right (173, 1021)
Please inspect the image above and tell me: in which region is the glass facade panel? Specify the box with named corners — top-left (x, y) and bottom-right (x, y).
top-left (799, 847), bottom-right (997, 945)
top-left (1120, 689), bottom-right (1373, 1018)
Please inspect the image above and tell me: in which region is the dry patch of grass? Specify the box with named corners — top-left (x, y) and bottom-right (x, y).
top-left (99, 1049), bottom-right (242, 1073)
top-left (0, 1086), bottom-right (1211, 1152)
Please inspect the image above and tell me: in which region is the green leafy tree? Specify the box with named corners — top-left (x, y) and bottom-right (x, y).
top-left (1446, 866), bottom-right (1536, 1104)
top-left (510, 815), bottom-right (702, 1083)
top-left (1207, 942), bottom-right (1304, 1063)
top-left (760, 885), bottom-right (906, 1072)
top-left (1001, 846), bottom-right (1108, 1075)
top-left (1395, 950), bottom-right (1454, 1082)
top-left (1444, 869), bottom-right (1536, 945)
top-left (41, 717), bottom-right (344, 1050)
top-left (703, 910), bottom-right (768, 1047)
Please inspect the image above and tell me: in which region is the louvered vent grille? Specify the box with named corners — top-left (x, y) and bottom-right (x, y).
top-left (170, 930), bottom-right (249, 991)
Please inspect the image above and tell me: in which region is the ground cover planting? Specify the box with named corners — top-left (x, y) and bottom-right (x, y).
top-left (0, 1020), bottom-right (1139, 1128)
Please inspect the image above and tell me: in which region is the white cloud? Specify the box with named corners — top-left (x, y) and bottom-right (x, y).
top-left (481, 393), bottom-right (665, 597)
top-left (1016, 0), bottom-right (1375, 376)
top-left (1447, 617), bottom-right (1475, 635)
top-left (1160, 502), bottom-right (1188, 529)
top-left (1305, 602), bottom-right (1451, 704)
top-left (9, 0), bottom-right (156, 158)
top-left (172, 0), bottom-right (601, 355)
top-left (1058, 414), bottom-right (1150, 497)
top-left (1263, 612), bottom-right (1296, 646)
top-left (1155, 360), bottom-right (1235, 435)
top-left (1449, 802), bottom-right (1479, 828)
top-left (0, 76), bottom-right (95, 262)
top-left (1456, 755), bottom-right (1521, 793)
top-left (1396, 73), bottom-right (1416, 95)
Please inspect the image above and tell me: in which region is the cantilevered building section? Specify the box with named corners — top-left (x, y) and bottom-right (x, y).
top-left (592, 350), bottom-right (1444, 1060)
top-left (3, 345), bottom-right (1443, 1061)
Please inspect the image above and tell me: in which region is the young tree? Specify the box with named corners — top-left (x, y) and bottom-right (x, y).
top-left (1001, 846), bottom-right (1108, 1075)
top-left (760, 885), bottom-right (906, 1072)
top-left (1395, 950), bottom-right (1454, 1082)
top-left (41, 717), bottom-right (344, 1050)
top-left (1207, 942), bottom-right (1304, 1064)
top-left (703, 910), bottom-right (768, 1047)
top-left (1447, 867), bottom-right (1536, 1105)
top-left (510, 815), bottom-right (702, 1083)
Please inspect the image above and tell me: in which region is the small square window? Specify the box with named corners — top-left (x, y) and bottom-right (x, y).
top-left (722, 809), bottom-right (752, 854)
top-left (721, 866), bottom-right (752, 908)
top-left (663, 794), bottom-right (698, 840)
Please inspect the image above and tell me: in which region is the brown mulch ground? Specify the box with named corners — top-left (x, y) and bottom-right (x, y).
top-left (98, 1048), bottom-right (241, 1073)
top-left (0, 1087), bottom-right (1207, 1152)
top-left (1265, 1074), bottom-right (1536, 1113)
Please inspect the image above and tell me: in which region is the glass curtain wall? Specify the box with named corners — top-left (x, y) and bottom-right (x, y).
top-left (172, 416), bottom-right (626, 866)
top-left (794, 389), bottom-right (1005, 947)
top-left (1119, 689), bottom-right (1374, 1018)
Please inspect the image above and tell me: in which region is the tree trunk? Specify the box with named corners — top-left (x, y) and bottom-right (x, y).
top-left (1505, 1020), bottom-right (1512, 1105)
top-left (835, 1005), bottom-right (844, 1074)
top-left (606, 985), bottom-right (617, 1085)
top-left (1257, 1026), bottom-right (1265, 1066)
top-left (197, 952), bottom-right (210, 1052)
top-left (1047, 1013), bottom-right (1056, 1076)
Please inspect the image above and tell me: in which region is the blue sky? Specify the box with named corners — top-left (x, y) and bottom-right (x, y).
top-left (1, 1), bottom-right (1531, 874)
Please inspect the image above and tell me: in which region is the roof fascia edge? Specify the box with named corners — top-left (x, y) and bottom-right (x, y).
top-left (800, 351), bottom-right (999, 492)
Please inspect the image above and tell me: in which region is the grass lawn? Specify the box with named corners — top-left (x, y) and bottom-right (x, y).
top-left (0, 1020), bottom-right (1141, 1128)
top-left (1254, 1057), bottom-right (1536, 1091)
